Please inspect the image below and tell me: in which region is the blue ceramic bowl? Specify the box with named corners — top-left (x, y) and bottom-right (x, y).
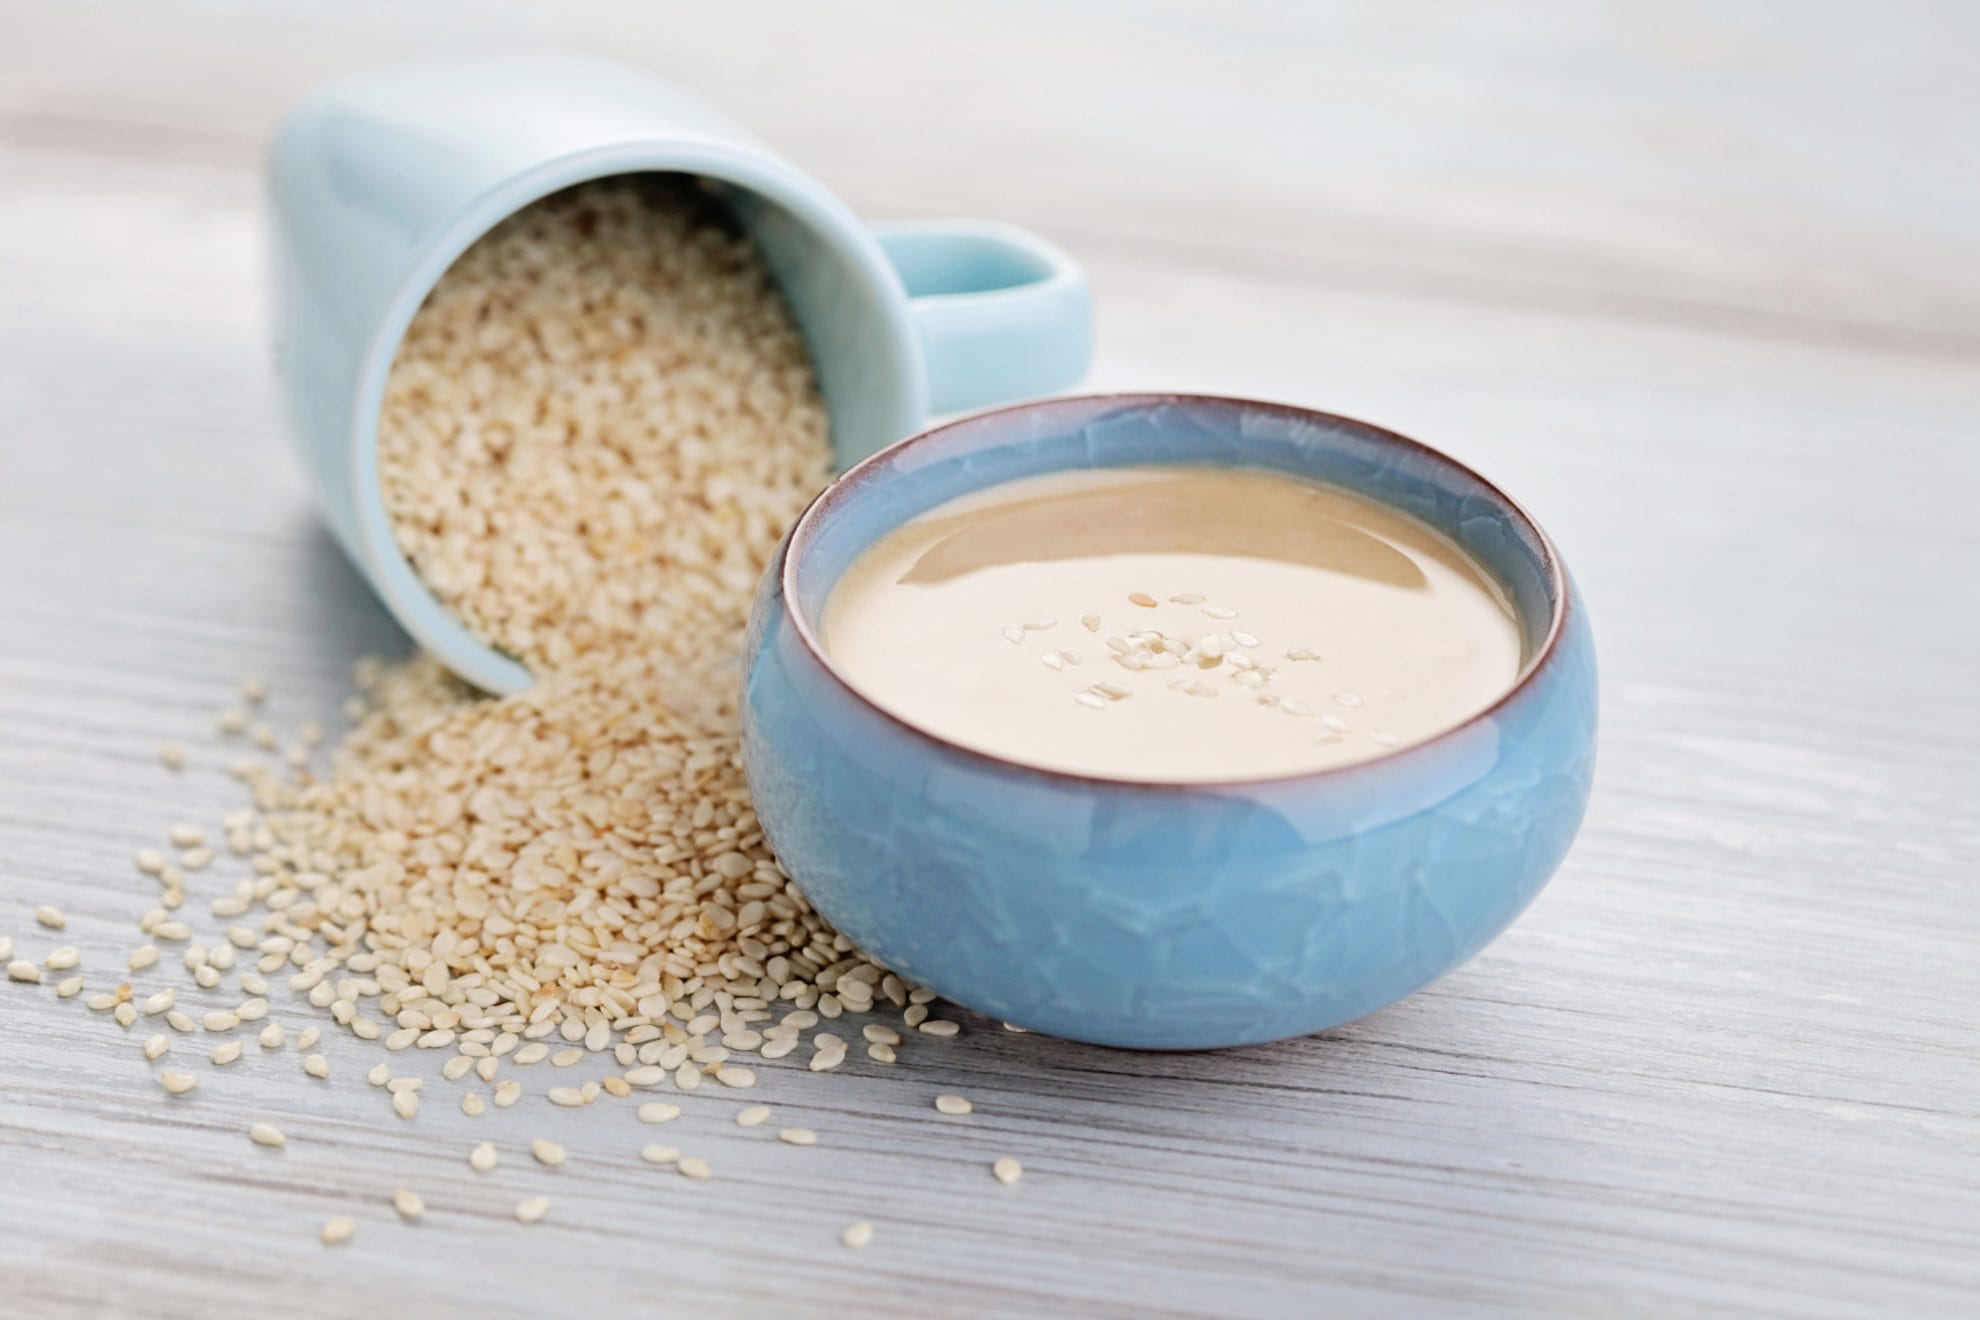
top-left (741, 395), bottom-right (1597, 1050)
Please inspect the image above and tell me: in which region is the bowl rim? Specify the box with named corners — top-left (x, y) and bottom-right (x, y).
top-left (777, 392), bottom-right (1572, 791)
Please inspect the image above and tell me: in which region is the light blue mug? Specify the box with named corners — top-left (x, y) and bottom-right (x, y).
top-left (269, 53), bottom-right (1092, 693)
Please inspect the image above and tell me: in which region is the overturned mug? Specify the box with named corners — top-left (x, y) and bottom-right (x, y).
top-left (269, 52), bottom-right (1092, 694)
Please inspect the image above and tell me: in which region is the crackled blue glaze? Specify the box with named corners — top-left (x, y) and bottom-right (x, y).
top-left (267, 53), bottom-right (1089, 694)
top-left (741, 395), bottom-right (1597, 1051)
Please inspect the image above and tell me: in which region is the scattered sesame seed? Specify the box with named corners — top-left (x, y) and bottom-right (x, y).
top-left (296, 1027), bottom-right (319, 1051)
top-left (993, 1156), bottom-right (1024, 1185)
top-left (1073, 692), bottom-right (1107, 710)
top-left (7, 960), bottom-right (43, 984)
top-left (392, 1189), bottom-right (425, 1223)
top-left (143, 1034), bottom-right (169, 1060)
top-left (461, 1093), bottom-right (486, 1117)
top-left (469, 1142), bottom-right (498, 1172)
top-left (1022, 617), bottom-right (1056, 631)
top-left (319, 1217), bottom-right (355, 1246)
top-left (934, 1094), bottom-right (974, 1115)
top-left (841, 1221), bottom-right (874, 1249)
top-left (531, 1138), bottom-right (567, 1167)
top-left (34, 906), bottom-right (65, 930)
top-left (158, 1071), bottom-right (198, 1096)
top-left (259, 1023), bottom-right (285, 1049)
top-left (302, 1054), bottom-right (329, 1079)
top-left (1000, 625), bottom-right (1024, 644)
top-left (918, 1020), bottom-right (961, 1037)
top-left (640, 1144), bottom-right (680, 1165)
top-left (547, 1087), bottom-right (586, 1107)
top-left (54, 976), bottom-right (83, 999)
top-left (249, 1123), bottom-right (286, 1148)
top-left (1040, 653), bottom-right (1064, 671)
top-left (735, 1105), bottom-right (772, 1128)
top-left (241, 677), bottom-right (268, 705)
top-left (637, 1102), bottom-right (682, 1124)
top-left (211, 1041), bottom-right (243, 1066)
top-left (1169, 592), bottom-right (1205, 604)
top-left (677, 1157), bottom-right (712, 1180)
top-left (158, 742), bottom-right (188, 771)
top-left (1128, 592), bottom-right (1157, 607)
top-left (1202, 605), bottom-right (1238, 619)
top-left (392, 1090), bottom-right (419, 1120)
top-left (777, 1127), bottom-right (817, 1146)
top-left (202, 1011), bottom-right (239, 1032)
top-left (1334, 691), bottom-right (1364, 708)
top-left (513, 1197), bottom-right (550, 1225)
top-left (1080, 613), bottom-right (1101, 632)
top-left (44, 947), bottom-right (79, 971)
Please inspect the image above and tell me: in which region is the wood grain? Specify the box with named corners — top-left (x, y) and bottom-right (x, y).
top-left (2, 3), bottom-right (1976, 1316)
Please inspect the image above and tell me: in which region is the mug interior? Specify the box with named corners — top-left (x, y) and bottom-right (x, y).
top-left (349, 145), bottom-right (927, 693)
top-left (783, 394), bottom-right (1564, 776)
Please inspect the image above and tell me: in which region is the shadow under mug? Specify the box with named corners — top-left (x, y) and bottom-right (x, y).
top-left (269, 52), bottom-right (1092, 694)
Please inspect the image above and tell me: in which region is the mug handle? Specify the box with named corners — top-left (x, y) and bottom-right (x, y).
top-left (869, 220), bottom-right (1093, 415)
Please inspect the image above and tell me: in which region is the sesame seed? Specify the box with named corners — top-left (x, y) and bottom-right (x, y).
top-left (469, 1141), bottom-right (498, 1172)
top-left (934, 1094), bottom-right (974, 1115)
top-left (202, 1011), bottom-right (239, 1032)
top-left (165, 1010), bottom-right (195, 1033)
top-left (259, 1024), bottom-right (285, 1050)
top-left (1022, 618), bottom-right (1056, 631)
top-left (531, 1138), bottom-right (567, 1167)
top-left (392, 1188), bottom-right (425, 1223)
top-left (241, 677), bottom-right (268, 705)
top-left (7, 961), bottom-right (43, 984)
top-left (1000, 625), bottom-right (1024, 644)
top-left (44, 947), bottom-right (79, 971)
top-left (143, 1034), bottom-right (169, 1060)
top-left (918, 1020), bottom-right (961, 1037)
top-left (550, 1047), bottom-right (584, 1067)
top-left (638, 1102), bottom-right (682, 1124)
top-left (302, 1054), bottom-right (329, 1079)
top-left (1169, 592), bottom-right (1205, 604)
top-left (158, 742), bottom-right (188, 771)
top-left (134, 850), bottom-right (165, 875)
top-left (514, 1197), bottom-right (550, 1225)
top-left (1080, 613), bottom-right (1101, 632)
top-left (1334, 691), bottom-right (1364, 708)
top-left (392, 1090), bottom-right (419, 1120)
top-left (1286, 646), bottom-right (1318, 661)
top-left (1202, 605), bottom-right (1238, 619)
top-left (211, 1041), bottom-right (243, 1066)
top-left (249, 1123), bottom-right (286, 1148)
top-left (841, 1221), bottom-right (874, 1249)
top-left (367, 1063), bottom-right (390, 1086)
top-left (777, 1127), bottom-right (818, 1146)
top-left (1128, 592), bottom-right (1157, 607)
top-left (34, 906), bottom-right (65, 930)
top-left (736, 1105), bottom-right (772, 1128)
top-left (640, 1144), bottom-right (680, 1164)
top-left (493, 1083), bottom-right (523, 1109)
top-left (158, 1071), bottom-right (198, 1096)
top-left (993, 1156), bottom-right (1024, 1185)
top-left (54, 976), bottom-right (83, 999)
top-left (1073, 692), bottom-right (1107, 710)
top-left (677, 1157), bottom-right (712, 1180)
top-left (114, 1003), bottom-right (136, 1028)
top-left (1040, 653), bottom-right (1064, 671)
top-left (296, 1026), bottom-right (319, 1051)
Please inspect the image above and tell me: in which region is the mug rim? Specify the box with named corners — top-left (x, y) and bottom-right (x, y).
top-left (345, 138), bottom-right (927, 695)
top-left (777, 391), bottom-right (1574, 791)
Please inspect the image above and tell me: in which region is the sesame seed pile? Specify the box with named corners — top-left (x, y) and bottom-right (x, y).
top-left (6, 177), bottom-right (1025, 1249)
top-left (377, 177), bottom-right (832, 672)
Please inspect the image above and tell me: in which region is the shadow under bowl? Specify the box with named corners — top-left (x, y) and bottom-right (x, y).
top-left (740, 394), bottom-right (1598, 1050)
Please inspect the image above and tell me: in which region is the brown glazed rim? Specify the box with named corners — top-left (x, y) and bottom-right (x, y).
top-left (779, 392), bottom-right (1571, 792)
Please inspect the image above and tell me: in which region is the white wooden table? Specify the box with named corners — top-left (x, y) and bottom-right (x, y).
top-left (3, 4), bottom-right (1976, 1315)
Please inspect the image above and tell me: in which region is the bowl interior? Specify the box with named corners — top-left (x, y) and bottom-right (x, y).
top-left (786, 393), bottom-right (1562, 699)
